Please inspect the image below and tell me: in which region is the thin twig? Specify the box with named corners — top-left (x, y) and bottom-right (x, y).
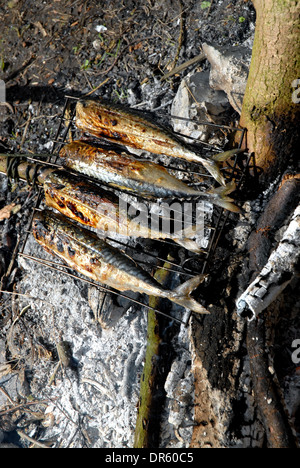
top-left (161, 53), bottom-right (205, 81)
top-left (206, 0), bottom-right (214, 17)
top-left (169, 0), bottom-right (184, 73)
top-left (0, 399), bottom-right (49, 417)
top-left (94, 35), bottom-right (159, 76)
top-left (83, 77), bottom-right (111, 97)
top-left (0, 102), bottom-right (14, 113)
top-left (17, 430), bottom-right (51, 448)
top-left (0, 387), bottom-right (15, 405)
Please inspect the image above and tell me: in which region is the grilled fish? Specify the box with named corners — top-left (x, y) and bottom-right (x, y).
top-left (59, 141), bottom-right (239, 212)
top-left (44, 170), bottom-right (204, 250)
top-left (32, 210), bottom-right (209, 314)
top-left (75, 98), bottom-right (242, 186)
top-left (0, 155), bottom-right (204, 252)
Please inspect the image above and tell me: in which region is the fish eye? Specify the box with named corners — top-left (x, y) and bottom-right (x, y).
top-left (56, 239), bottom-right (64, 253)
top-left (68, 246), bottom-right (76, 257)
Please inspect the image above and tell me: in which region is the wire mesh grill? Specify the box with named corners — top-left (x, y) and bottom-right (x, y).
top-left (2, 95), bottom-right (249, 326)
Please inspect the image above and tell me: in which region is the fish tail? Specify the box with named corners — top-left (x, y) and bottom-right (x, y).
top-left (168, 274), bottom-right (209, 314)
top-left (201, 158), bottom-right (226, 186)
top-left (208, 181), bottom-right (240, 213)
top-left (170, 219), bottom-right (207, 247)
top-left (211, 148), bottom-right (244, 162)
top-left (202, 149), bottom-right (244, 185)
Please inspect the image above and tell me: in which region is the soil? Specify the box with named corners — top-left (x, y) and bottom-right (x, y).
top-left (0, 0), bottom-right (255, 129)
top-left (1, 0), bottom-right (299, 450)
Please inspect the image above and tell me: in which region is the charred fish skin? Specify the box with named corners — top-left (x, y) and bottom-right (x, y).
top-left (75, 98), bottom-right (180, 149)
top-left (75, 99), bottom-right (227, 186)
top-left (32, 210), bottom-right (164, 296)
top-left (0, 155), bottom-right (206, 251)
top-left (1, 159), bottom-right (204, 246)
top-left (44, 170), bottom-right (201, 241)
top-left (44, 170), bottom-right (124, 233)
top-left (59, 140), bottom-right (201, 199)
top-left (59, 141), bottom-right (239, 212)
top-left (32, 210), bottom-right (209, 314)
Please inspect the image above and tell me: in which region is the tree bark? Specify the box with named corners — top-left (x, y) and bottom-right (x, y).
top-left (239, 0), bottom-right (300, 187)
top-left (247, 318), bottom-right (298, 448)
top-left (235, 0), bottom-right (300, 447)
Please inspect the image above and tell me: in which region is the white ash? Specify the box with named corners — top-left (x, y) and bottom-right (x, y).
top-left (202, 43), bottom-right (252, 115)
top-left (17, 235), bottom-right (149, 448)
top-left (233, 173), bottom-right (283, 250)
top-left (160, 311), bottom-right (195, 448)
top-left (171, 70), bottom-right (231, 144)
top-left (42, 141), bottom-right (54, 152)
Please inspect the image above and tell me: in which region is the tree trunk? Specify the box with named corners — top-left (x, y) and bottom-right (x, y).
top-left (239, 0), bottom-right (300, 187)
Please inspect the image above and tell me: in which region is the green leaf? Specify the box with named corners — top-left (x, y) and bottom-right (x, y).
top-left (201, 1), bottom-right (211, 9)
top-left (81, 59), bottom-right (91, 70)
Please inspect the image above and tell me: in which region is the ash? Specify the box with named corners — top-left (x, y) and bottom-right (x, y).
top-left (17, 235), bottom-right (149, 448)
top-left (14, 231), bottom-right (198, 448)
top-left (160, 315), bottom-right (195, 448)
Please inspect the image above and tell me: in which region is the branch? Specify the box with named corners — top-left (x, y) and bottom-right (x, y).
top-left (134, 257), bottom-right (174, 448)
top-left (247, 318), bottom-right (299, 448)
top-left (247, 175), bottom-right (300, 277)
top-left (237, 203), bottom-right (300, 321)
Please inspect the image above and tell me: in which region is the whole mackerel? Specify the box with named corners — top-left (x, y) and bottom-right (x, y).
top-left (0, 155), bottom-right (204, 252)
top-left (32, 210), bottom-right (209, 315)
top-left (44, 170), bottom-right (204, 251)
top-left (59, 140), bottom-right (239, 212)
top-left (75, 98), bottom-right (242, 186)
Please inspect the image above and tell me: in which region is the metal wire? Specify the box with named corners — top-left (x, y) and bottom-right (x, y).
top-left (7, 95), bottom-right (249, 326)
top-left (19, 252), bottom-right (186, 325)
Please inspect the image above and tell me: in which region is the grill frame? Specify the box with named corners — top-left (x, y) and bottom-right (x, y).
top-left (1, 95), bottom-right (248, 326)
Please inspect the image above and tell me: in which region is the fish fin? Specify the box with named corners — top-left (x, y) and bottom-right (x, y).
top-left (173, 238), bottom-right (204, 253)
top-left (203, 149), bottom-right (244, 186)
top-left (208, 181), bottom-right (240, 213)
top-left (211, 148), bottom-right (244, 162)
top-left (169, 274), bottom-right (209, 314)
top-left (201, 159), bottom-right (226, 186)
top-left (210, 180), bottom-right (236, 195)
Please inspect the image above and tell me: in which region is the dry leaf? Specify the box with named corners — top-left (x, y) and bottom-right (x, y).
top-left (33, 21), bottom-right (48, 37)
top-left (0, 203), bottom-right (17, 221)
top-left (0, 363), bottom-right (13, 377)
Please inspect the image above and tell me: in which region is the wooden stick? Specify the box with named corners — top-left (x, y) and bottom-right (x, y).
top-left (247, 318), bottom-right (299, 448)
top-left (134, 256), bottom-right (175, 448)
top-left (161, 53), bottom-right (206, 81)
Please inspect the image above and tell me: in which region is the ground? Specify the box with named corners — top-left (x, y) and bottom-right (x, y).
top-left (1, 0), bottom-right (299, 450)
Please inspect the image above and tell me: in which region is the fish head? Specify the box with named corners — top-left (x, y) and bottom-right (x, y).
top-left (32, 211), bottom-right (53, 249)
top-left (75, 100), bottom-right (131, 144)
top-left (76, 100), bottom-right (102, 128)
